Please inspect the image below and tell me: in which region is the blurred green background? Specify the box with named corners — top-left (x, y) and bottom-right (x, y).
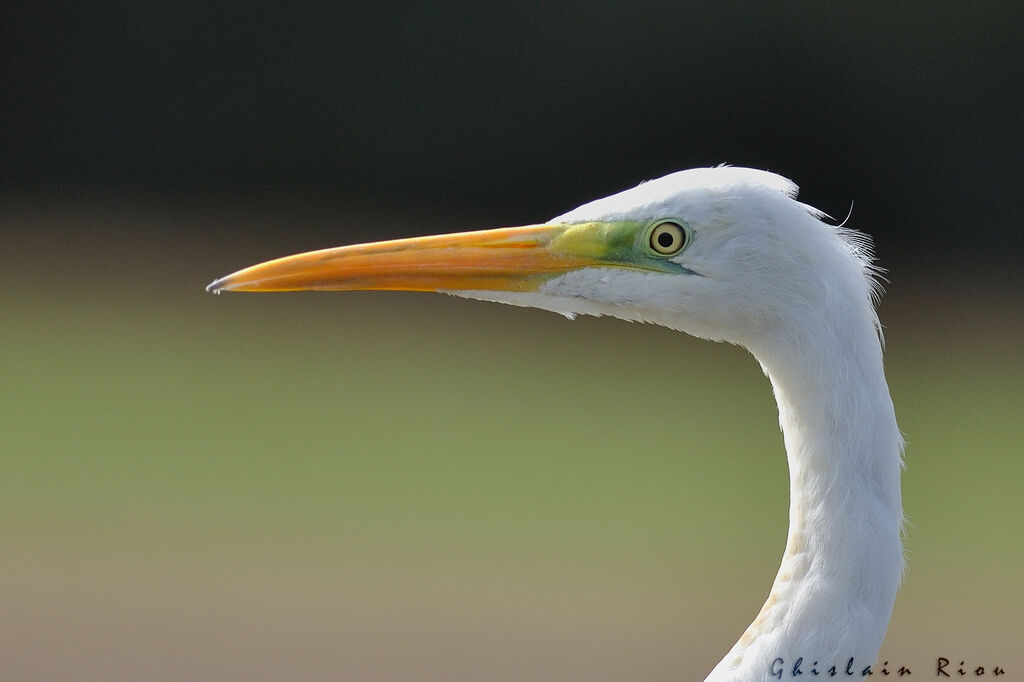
top-left (3, 3), bottom-right (1022, 680)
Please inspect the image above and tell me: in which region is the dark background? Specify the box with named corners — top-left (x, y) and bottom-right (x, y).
top-left (4, 2), bottom-right (1022, 271)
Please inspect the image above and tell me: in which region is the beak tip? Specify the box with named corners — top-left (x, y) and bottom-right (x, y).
top-left (206, 277), bottom-right (228, 294)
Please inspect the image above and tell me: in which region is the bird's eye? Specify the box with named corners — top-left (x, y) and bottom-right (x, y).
top-left (648, 221), bottom-right (688, 255)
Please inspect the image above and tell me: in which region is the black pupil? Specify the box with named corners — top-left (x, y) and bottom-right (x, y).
top-left (657, 230), bottom-right (676, 248)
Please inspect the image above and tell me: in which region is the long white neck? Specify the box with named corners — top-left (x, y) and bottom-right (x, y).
top-left (706, 293), bottom-right (904, 681)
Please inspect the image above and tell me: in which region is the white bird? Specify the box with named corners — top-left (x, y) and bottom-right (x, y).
top-left (208, 167), bottom-right (904, 681)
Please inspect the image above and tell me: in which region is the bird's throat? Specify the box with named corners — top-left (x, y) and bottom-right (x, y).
top-left (707, 309), bottom-right (904, 681)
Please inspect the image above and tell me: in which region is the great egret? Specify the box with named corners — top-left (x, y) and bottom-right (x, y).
top-left (207, 167), bottom-right (904, 681)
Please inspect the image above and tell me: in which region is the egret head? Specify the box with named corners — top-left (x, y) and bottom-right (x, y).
top-left (208, 167), bottom-right (878, 349)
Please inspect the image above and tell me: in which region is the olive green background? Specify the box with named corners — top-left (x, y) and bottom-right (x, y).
top-left (2, 210), bottom-right (1021, 680)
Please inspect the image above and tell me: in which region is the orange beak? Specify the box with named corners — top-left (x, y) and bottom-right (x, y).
top-left (206, 223), bottom-right (616, 295)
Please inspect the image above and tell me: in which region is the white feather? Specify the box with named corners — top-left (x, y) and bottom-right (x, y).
top-left (450, 167), bottom-right (904, 681)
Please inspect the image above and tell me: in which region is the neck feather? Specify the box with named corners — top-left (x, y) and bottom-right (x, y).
top-left (706, 292), bottom-right (903, 681)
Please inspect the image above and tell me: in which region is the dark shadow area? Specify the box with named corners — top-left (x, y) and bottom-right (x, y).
top-left (3, 2), bottom-right (1022, 273)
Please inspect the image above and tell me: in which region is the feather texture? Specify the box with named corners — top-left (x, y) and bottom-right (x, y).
top-left (452, 167), bottom-right (903, 681)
